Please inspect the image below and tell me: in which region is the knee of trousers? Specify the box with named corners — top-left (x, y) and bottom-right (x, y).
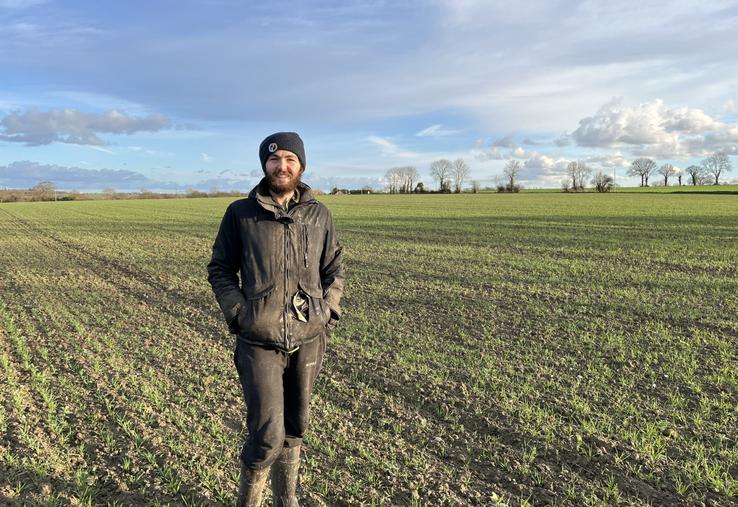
top-left (286, 410), bottom-right (310, 439)
top-left (241, 423), bottom-right (285, 469)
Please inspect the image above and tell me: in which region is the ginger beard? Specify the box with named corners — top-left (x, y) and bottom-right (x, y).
top-left (267, 167), bottom-right (302, 196)
top-left (264, 150), bottom-right (304, 197)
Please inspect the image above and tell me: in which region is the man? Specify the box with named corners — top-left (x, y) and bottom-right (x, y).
top-left (207, 132), bottom-right (344, 506)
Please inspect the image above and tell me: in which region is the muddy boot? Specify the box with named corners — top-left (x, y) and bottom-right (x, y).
top-left (271, 445), bottom-right (301, 507)
top-left (237, 463), bottom-right (270, 507)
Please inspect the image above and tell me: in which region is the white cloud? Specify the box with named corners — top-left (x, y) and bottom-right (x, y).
top-left (415, 124), bottom-right (460, 137)
top-left (49, 91), bottom-right (150, 115)
top-left (201, 152), bottom-right (213, 163)
top-left (126, 145), bottom-right (172, 157)
top-left (522, 151), bottom-right (568, 172)
top-left (511, 147), bottom-right (527, 158)
top-left (518, 151), bottom-right (572, 187)
top-left (88, 145), bottom-right (116, 155)
top-left (4, 0), bottom-right (737, 136)
top-left (0, 109), bottom-right (171, 146)
top-left (367, 136), bottom-right (416, 158)
top-left (582, 152), bottom-right (630, 169)
top-left (570, 98), bottom-right (738, 158)
top-left (553, 135), bottom-right (570, 147)
top-left (7, 21), bottom-right (40, 33)
top-left (472, 139), bottom-right (528, 160)
top-left (491, 134), bottom-right (516, 148)
top-left (0, 160), bottom-right (161, 190)
top-left (0, 0), bottom-right (47, 8)
top-left (302, 174), bottom-right (384, 192)
top-left (472, 146), bottom-right (505, 161)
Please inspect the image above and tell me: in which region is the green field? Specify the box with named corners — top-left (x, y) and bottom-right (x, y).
top-left (607, 185), bottom-right (738, 194)
top-left (521, 184), bottom-right (738, 194)
top-left (1, 193), bottom-right (736, 506)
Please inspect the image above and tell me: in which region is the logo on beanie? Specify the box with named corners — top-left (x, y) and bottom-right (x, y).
top-left (268, 143), bottom-right (278, 153)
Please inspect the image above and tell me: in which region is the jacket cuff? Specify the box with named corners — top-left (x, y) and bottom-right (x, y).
top-left (225, 303), bottom-right (242, 334)
top-left (324, 289), bottom-right (342, 318)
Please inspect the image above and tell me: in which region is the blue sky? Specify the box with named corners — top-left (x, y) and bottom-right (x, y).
top-left (1, 0), bottom-right (738, 191)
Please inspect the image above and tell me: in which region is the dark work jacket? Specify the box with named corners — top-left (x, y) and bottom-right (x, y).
top-left (207, 179), bottom-right (344, 351)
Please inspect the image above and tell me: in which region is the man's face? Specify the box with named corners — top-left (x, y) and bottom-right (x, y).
top-left (265, 149), bottom-right (303, 194)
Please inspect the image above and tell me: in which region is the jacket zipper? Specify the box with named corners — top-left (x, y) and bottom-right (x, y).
top-left (284, 222), bottom-right (289, 350)
top-left (303, 224), bottom-right (308, 268)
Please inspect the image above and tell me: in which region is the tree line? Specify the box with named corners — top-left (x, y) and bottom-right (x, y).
top-left (0, 180), bottom-right (246, 203)
top-left (383, 151), bottom-right (733, 196)
top-left (385, 158), bottom-right (474, 193)
top-left (5, 151), bottom-right (734, 203)
top-left (562, 152), bottom-right (733, 193)
top-left (627, 152), bottom-right (732, 187)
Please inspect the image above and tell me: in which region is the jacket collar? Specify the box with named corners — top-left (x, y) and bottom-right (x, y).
top-left (250, 177), bottom-right (315, 214)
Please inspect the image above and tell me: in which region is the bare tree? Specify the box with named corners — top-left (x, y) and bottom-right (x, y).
top-left (578, 163), bottom-right (592, 190)
top-left (684, 165), bottom-right (702, 186)
top-left (565, 161), bottom-right (578, 191)
top-left (503, 160), bottom-right (522, 190)
top-left (702, 152), bottom-right (732, 185)
top-left (628, 158), bottom-right (657, 186)
top-left (451, 158), bottom-right (469, 193)
top-left (566, 161), bottom-right (592, 191)
top-left (31, 180), bottom-right (56, 201)
top-left (430, 159), bottom-right (453, 192)
top-left (400, 166), bottom-right (419, 193)
top-left (449, 158), bottom-right (470, 193)
top-left (657, 163), bottom-right (676, 186)
top-left (384, 168), bottom-right (401, 193)
top-left (591, 171), bottom-right (615, 192)
top-left (384, 166), bottom-right (418, 193)
top-left (471, 180), bottom-right (480, 194)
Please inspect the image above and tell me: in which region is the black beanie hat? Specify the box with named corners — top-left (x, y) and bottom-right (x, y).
top-left (259, 132), bottom-right (306, 172)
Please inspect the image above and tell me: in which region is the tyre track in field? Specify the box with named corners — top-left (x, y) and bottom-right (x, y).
top-left (1, 308), bottom-right (219, 506)
top-left (0, 208), bottom-right (227, 348)
top-left (0, 206), bottom-right (240, 425)
top-left (1, 293), bottom-right (232, 506)
top-left (0, 208), bottom-right (237, 431)
top-left (0, 209), bottom-right (234, 504)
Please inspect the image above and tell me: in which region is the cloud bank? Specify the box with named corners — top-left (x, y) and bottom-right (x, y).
top-left (0, 109), bottom-right (171, 146)
top-left (0, 160), bottom-right (382, 193)
top-left (0, 161), bottom-right (162, 190)
top-left (570, 98), bottom-right (738, 158)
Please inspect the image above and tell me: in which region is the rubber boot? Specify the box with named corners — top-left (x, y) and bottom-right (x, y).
top-left (236, 463), bottom-right (270, 507)
top-left (271, 445), bottom-right (301, 507)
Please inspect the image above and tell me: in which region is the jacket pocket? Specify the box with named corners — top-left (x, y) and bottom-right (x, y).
top-left (291, 282), bottom-right (327, 341)
top-left (238, 283), bottom-right (280, 341)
